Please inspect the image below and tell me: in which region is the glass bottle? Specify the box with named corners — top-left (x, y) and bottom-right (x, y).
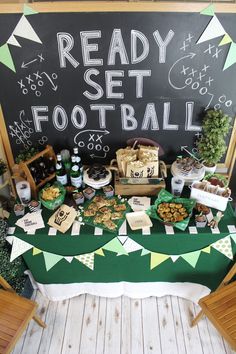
top-left (55, 154), bottom-right (68, 186)
top-left (70, 156), bottom-right (82, 188)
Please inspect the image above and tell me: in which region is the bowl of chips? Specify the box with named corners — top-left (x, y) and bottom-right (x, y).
top-left (39, 182), bottom-right (66, 210)
top-left (146, 189), bottom-right (196, 231)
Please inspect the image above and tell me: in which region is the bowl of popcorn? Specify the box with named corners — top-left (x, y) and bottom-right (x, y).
top-left (39, 183), bottom-right (66, 210)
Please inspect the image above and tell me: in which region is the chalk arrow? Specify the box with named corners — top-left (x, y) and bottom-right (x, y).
top-left (40, 72), bottom-right (58, 91)
top-left (180, 145), bottom-right (200, 161)
top-left (168, 53), bottom-right (196, 90)
top-left (21, 58), bottom-right (37, 69)
top-left (75, 129), bottom-right (110, 138)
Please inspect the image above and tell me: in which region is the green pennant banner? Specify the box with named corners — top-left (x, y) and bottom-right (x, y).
top-left (102, 238), bottom-right (128, 256)
top-left (0, 44), bottom-right (16, 72)
top-left (141, 248), bottom-right (151, 256)
top-left (223, 42), bottom-right (236, 71)
top-left (43, 252), bottom-right (63, 271)
top-left (181, 250), bottom-right (201, 268)
top-left (200, 4), bottom-right (215, 16)
top-left (23, 4), bottom-right (39, 16)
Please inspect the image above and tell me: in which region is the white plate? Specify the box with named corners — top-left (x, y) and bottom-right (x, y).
top-left (83, 169), bottom-right (112, 189)
top-left (171, 161), bottom-right (205, 185)
top-left (126, 211), bottom-right (153, 230)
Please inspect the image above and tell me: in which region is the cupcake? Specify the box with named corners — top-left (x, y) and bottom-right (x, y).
top-left (193, 161), bottom-right (203, 173)
top-left (195, 214), bottom-right (207, 228)
top-left (14, 204), bottom-right (25, 216)
top-left (73, 192), bottom-right (85, 205)
top-left (28, 200), bottom-right (41, 212)
top-left (103, 185), bottom-right (114, 197)
top-left (83, 187), bottom-right (96, 200)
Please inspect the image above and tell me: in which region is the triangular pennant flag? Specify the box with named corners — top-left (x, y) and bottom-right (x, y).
top-left (230, 234), bottom-right (236, 243)
top-left (200, 4), bottom-right (215, 16)
top-left (10, 237), bottom-right (33, 262)
top-left (33, 247), bottom-right (42, 256)
top-left (43, 252), bottom-right (63, 271)
top-left (94, 248), bottom-right (105, 257)
top-left (102, 238), bottom-right (128, 256)
top-left (0, 44), bottom-right (16, 73)
top-left (181, 250), bottom-right (201, 268)
top-left (197, 16), bottom-right (226, 44)
top-left (202, 246), bottom-right (211, 254)
top-left (122, 238), bottom-right (143, 253)
top-left (23, 4), bottom-right (39, 16)
top-left (219, 34), bottom-right (233, 46)
top-left (7, 34), bottom-right (21, 47)
top-left (13, 15), bottom-right (42, 44)
top-left (150, 252), bottom-right (169, 270)
top-left (141, 248), bottom-right (150, 256)
top-left (223, 42), bottom-right (236, 71)
top-left (75, 253), bottom-right (94, 270)
top-left (117, 236), bottom-right (128, 245)
top-left (64, 256), bottom-right (74, 263)
top-left (6, 236), bottom-right (14, 245)
top-left (170, 255), bottom-right (180, 262)
top-left (212, 235), bottom-right (233, 259)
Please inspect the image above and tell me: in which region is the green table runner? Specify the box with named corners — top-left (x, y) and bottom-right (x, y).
top-left (8, 204), bottom-right (236, 291)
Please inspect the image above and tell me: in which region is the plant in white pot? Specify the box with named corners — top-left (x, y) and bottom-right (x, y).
top-left (197, 109), bottom-right (232, 173)
top-left (0, 159), bottom-right (7, 184)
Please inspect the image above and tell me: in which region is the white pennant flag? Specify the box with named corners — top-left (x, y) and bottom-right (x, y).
top-left (122, 238), bottom-right (143, 253)
top-left (7, 34), bottom-right (21, 47)
top-left (13, 15), bottom-right (42, 44)
top-left (64, 256), bottom-right (74, 263)
top-left (212, 235), bottom-right (233, 260)
top-left (117, 236), bottom-right (128, 245)
top-left (10, 237), bottom-right (33, 262)
top-left (170, 255), bottom-right (180, 263)
top-left (197, 16), bottom-right (226, 44)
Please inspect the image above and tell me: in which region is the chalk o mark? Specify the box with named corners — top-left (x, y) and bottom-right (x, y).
top-left (185, 78), bottom-right (192, 85)
top-left (192, 81), bottom-right (199, 90)
top-left (225, 100), bottom-right (232, 108)
top-left (214, 103), bottom-right (221, 110)
top-left (95, 144), bottom-right (102, 151)
top-left (103, 145), bottom-right (110, 153)
top-left (87, 143), bottom-right (94, 150)
top-left (78, 141), bottom-right (85, 148)
top-left (35, 91), bottom-right (41, 97)
top-left (22, 88), bottom-right (28, 95)
top-left (199, 87), bottom-right (207, 95)
top-left (219, 95), bottom-right (226, 103)
top-left (52, 73), bottom-right (58, 80)
top-left (38, 80), bottom-right (44, 87)
top-left (31, 84), bottom-right (37, 91)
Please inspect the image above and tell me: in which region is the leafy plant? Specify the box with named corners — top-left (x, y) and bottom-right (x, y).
top-left (15, 147), bottom-right (39, 164)
top-left (0, 159), bottom-right (7, 176)
top-left (197, 109), bottom-right (232, 166)
top-left (0, 219), bottom-right (27, 294)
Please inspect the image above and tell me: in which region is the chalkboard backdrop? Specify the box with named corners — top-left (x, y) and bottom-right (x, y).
top-left (0, 3), bottom-right (235, 166)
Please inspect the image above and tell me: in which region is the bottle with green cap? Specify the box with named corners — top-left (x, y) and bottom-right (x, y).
top-left (55, 154), bottom-right (68, 185)
top-left (70, 155), bottom-right (82, 188)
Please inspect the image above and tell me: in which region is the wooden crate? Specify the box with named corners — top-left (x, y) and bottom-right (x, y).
top-left (114, 174), bottom-right (166, 196)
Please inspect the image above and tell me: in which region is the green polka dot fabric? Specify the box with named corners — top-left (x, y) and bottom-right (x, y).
top-left (76, 252), bottom-right (95, 270)
top-left (212, 235), bottom-right (233, 260)
top-left (146, 189), bottom-right (196, 231)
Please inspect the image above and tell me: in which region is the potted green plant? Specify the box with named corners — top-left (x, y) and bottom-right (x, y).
top-left (197, 109), bottom-right (232, 173)
top-left (0, 159), bottom-right (7, 184)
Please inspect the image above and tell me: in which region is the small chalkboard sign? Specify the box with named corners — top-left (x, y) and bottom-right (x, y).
top-left (0, 2), bottom-right (235, 175)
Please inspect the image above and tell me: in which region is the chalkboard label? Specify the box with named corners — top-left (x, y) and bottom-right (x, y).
top-left (0, 7), bottom-right (235, 164)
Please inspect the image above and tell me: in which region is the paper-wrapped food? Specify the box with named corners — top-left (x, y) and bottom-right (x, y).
top-left (138, 145), bottom-right (159, 160)
top-left (116, 147), bottom-right (137, 176)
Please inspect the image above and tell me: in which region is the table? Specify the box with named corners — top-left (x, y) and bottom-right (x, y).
top-left (7, 204), bottom-right (236, 302)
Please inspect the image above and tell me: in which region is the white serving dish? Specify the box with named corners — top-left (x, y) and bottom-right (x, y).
top-left (126, 211), bottom-right (153, 230)
top-left (190, 182), bottom-right (232, 211)
top-left (171, 161), bottom-right (205, 186)
top-left (83, 169), bottom-right (112, 189)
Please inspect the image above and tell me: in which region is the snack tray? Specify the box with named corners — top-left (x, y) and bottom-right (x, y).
top-left (190, 182), bottom-right (232, 211)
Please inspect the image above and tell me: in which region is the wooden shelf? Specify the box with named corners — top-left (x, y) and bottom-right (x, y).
top-left (19, 145), bottom-right (56, 199)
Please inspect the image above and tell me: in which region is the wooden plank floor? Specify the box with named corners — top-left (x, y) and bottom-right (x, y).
top-left (11, 291), bottom-right (236, 354)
